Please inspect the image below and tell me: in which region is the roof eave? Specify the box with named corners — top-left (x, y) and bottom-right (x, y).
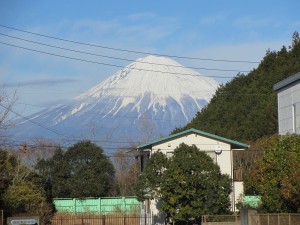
top-left (273, 72), bottom-right (300, 91)
top-left (137, 128), bottom-right (249, 150)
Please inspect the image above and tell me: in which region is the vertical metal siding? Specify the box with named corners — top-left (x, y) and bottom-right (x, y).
top-left (278, 81), bottom-right (300, 135)
top-left (53, 197), bottom-right (140, 214)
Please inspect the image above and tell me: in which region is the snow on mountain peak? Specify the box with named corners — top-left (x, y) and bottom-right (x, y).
top-left (76, 55), bottom-right (219, 103)
top-left (11, 55), bottom-right (219, 151)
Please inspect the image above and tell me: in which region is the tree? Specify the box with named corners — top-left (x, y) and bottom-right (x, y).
top-left (134, 151), bottom-right (168, 200)
top-left (0, 149), bottom-right (52, 219)
top-left (291, 31), bottom-right (300, 48)
top-left (245, 134), bottom-right (300, 213)
top-left (135, 144), bottom-right (231, 224)
top-left (0, 89), bottom-right (17, 147)
top-left (65, 141), bottom-right (115, 198)
top-left (35, 147), bottom-right (71, 199)
top-left (110, 148), bottom-right (139, 196)
top-left (2, 181), bottom-right (46, 213)
top-left (0, 149), bottom-right (34, 204)
top-left (172, 32), bottom-right (300, 142)
top-left (0, 150), bottom-right (18, 206)
top-left (36, 141), bottom-right (115, 198)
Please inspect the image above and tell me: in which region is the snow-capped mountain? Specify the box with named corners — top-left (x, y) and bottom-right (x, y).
top-left (11, 55), bottom-right (219, 152)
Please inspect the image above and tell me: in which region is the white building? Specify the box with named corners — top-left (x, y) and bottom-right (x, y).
top-left (273, 72), bottom-right (300, 134)
top-left (137, 128), bottom-right (249, 223)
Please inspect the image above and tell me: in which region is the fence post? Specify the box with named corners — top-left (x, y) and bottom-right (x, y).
top-left (122, 197), bottom-right (126, 211)
top-left (99, 198), bottom-right (101, 214)
top-left (74, 198), bottom-right (76, 213)
top-left (102, 215), bottom-right (106, 225)
top-left (289, 214), bottom-right (291, 225)
top-left (240, 208), bottom-right (249, 225)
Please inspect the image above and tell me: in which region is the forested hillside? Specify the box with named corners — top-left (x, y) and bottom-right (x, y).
top-left (173, 32), bottom-right (300, 142)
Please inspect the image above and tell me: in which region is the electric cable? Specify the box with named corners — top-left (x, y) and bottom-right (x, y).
top-left (0, 24), bottom-right (260, 64)
top-left (0, 32), bottom-right (254, 72)
top-left (0, 102), bottom-right (70, 139)
top-left (0, 41), bottom-right (249, 75)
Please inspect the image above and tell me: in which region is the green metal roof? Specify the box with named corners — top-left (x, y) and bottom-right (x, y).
top-left (138, 128), bottom-right (249, 149)
top-left (273, 72), bottom-right (300, 91)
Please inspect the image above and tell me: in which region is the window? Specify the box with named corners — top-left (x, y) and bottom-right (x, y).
top-left (166, 152), bottom-right (173, 158)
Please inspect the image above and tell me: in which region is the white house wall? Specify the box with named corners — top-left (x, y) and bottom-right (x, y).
top-left (234, 181), bottom-right (244, 211)
top-left (150, 133), bottom-right (233, 177)
top-left (142, 132), bottom-right (246, 221)
top-left (277, 81), bottom-right (300, 134)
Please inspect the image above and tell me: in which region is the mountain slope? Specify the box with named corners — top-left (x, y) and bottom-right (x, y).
top-left (173, 33), bottom-right (300, 142)
top-left (11, 55), bottom-right (219, 151)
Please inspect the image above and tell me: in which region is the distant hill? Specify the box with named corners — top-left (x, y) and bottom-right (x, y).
top-left (173, 32), bottom-right (300, 142)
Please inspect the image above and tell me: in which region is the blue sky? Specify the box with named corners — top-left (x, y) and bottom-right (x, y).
top-left (1, 0), bottom-right (300, 116)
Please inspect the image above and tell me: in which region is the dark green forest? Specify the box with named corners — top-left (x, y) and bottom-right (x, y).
top-left (173, 32), bottom-right (300, 142)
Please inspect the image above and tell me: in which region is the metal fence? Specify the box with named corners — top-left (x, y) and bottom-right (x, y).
top-left (53, 197), bottom-right (140, 214)
top-left (250, 213), bottom-right (300, 225)
top-left (202, 214), bottom-right (240, 225)
top-left (51, 214), bottom-right (152, 225)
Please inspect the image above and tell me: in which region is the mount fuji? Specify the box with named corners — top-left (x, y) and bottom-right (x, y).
top-left (11, 55), bottom-right (219, 152)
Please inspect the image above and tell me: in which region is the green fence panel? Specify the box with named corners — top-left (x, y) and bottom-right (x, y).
top-left (243, 195), bottom-right (261, 208)
top-left (53, 197), bottom-right (140, 214)
top-left (53, 198), bottom-right (74, 213)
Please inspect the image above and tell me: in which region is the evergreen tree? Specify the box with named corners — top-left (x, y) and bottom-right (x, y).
top-left (135, 144), bottom-right (231, 224)
top-left (172, 32), bottom-right (300, 142)
top-left (245, 134), bottom-right (300, 213)
top-left (36, 141), bottom-right (115, 198)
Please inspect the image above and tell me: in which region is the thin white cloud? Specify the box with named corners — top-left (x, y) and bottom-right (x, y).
top-left (117, 24), bottom-right (177, 42)
top-left (127, 12), bottom-right (156, 20)
top-left (289, 20), bottom-right (300, 30)
top-left (72, 19), bottom-right (119, 34)
top-left (175, 38), bottom-right (291, 84)
top-left (115, 15), bottom-right (180, 43)
top-left (233, 17), bottom-right (274, 29)
top-left (5, 78), bottom-right (78, 87)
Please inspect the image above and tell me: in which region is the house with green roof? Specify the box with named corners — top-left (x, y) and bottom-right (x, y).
top-left (137, 128), bottom-right (249, 221)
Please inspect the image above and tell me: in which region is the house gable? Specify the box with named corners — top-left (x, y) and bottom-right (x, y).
top-left (138, 128), bottom-right (249, 150)
top-left (138, 129), bottom-right (249, 177)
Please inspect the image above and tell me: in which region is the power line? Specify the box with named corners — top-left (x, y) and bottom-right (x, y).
top-left (9, 86), bottom-right (217, 96)
top-left (1, 102), bottom-right (173, 146)
top-left (0, 102), bottom-right (70, 139)
top-left (15, 101), bottom-right (183, 122)
top-left (0, 24), bottom-right (259, 64)
top-left (0, 41), bottom-right (248, 76)
top-left (0, 32), bottom-right (253, 73)
top-left (3, 139), bottom-right (141, 152)
top-left (14, 89), bottom-right (271, 96)
top-left (3, 142), bottom-right (261, 153)
top-left (5, 135), bottom-right (253, 148)
top-left (2, 141), bottom-right (141, 157)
